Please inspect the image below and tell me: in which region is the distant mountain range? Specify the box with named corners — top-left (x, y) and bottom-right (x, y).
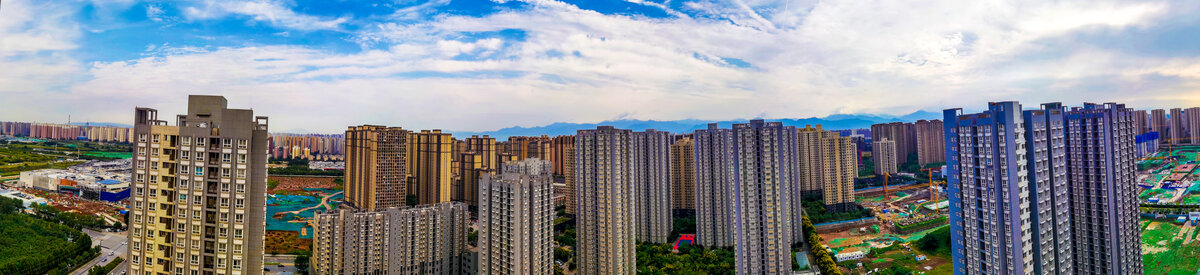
top-left (454, 111), bottom-right (943, 139)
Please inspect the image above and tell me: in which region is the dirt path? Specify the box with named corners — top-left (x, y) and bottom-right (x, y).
top-left (282, 190), bottom-right (343, 215)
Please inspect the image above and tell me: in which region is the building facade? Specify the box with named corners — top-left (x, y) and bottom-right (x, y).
top-left (632, 129), bottom-right (672, 243)
top-left (345, 125), bottom-right (409, 210)
top-left (873, 138), bottom-right (899, 175)
top-left (1132, 110), bottom-right (1149, 136)
top-left (1188, 107), bottom-right (1200, 145)
top-left (1021, 103), bottom-right (1074, 275)
top-left (313, 202), bottom-right (469, 275)
top-left (669, 137), bottom-right (696, 211)
top-left (871, 122), bottom-right (916, 173)
top-left (693, 124), bottom-right (735, 248)
top-left (410, 130), bottom-right (453, 205)
top-left (129, 95), bottom-right (268, 275)
top-left (730, 120), bottom-right (797, 274)
top-left (478, 159), bottom-right (554, 275)
top-left (915, 119), bottom-right (946, 165)
top-left (1151, 109), bottom-right (1167, 137)
top-left (1171, 108), bottom-right (1185, 145)
top-left (1064, 103), bottom-right (1143, 275)
top-left (573, 126), bottom-right (636, 274)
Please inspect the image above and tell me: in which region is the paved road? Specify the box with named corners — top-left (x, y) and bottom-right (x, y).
top-left (72, 229), bottom-right (128, 275)
top-left (264, 255), bottom-right (298, 274)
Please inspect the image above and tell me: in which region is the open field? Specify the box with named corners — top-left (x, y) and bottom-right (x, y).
top-left (1142, 219), bottom-right (1200, 275)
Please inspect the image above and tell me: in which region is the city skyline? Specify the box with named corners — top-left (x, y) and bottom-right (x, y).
top-left (5, 0), bottom-right (1200, 133)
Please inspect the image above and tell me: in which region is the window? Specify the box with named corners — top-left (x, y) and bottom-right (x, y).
top-left (237, 139), bottom-right (247, 148)
top-left (222, 153), bottom-right (231, 163)
top-left (222, 168), bottom-right (231, 178)
top-left (181, 151), bottom-right (190, 160)
top-left (236, 184), bottom-right (245, 193)
top-left (235, 214), bottom-right (243, 223)
top-left (136, 174), bottom-right (144, 183)
top-left (234, 229), bottom-right (242, 239)
top-left (139, 134), bottom-right (147, 142)
top-left (220, 228), bottom-right (228, 237)
top-left (220, 198), bottom-right (229, 207)
top-left (138, 147), bottom-right (146, 155)
top-left (238, 154), bottom-right (246, 164)
top-left (195, 138), bottom-right (205, 146)
top-left (181, 137), bottom-right (191, 146)
top-left (195, 167), bottom-right (203, 175)
top-left (137, 161), bottom-right (146, 169)
top-left (234, 244), bottom-right (242, 254)
top-left (180, 180), bottom-right (188, 189)
top-left (223, 139), bottom-right (232, 148)
top-left (153, 134), bottom-right (159, 143)
top-left (236, 169), bottom-right (245, 179)
top-left (220, 213), bottom-right (228, 222)
top-left (232, 259), bottom-right (241, 269)
top-left (219, 243), bottom-right (227, 253)
top-left (235, 199), bottom-right (244, 208)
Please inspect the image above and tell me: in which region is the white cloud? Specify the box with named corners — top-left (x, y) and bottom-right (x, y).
top-left (4, 0), bottom-right (1200, 133)
top-left (182, 0), bottom-right (348, 31)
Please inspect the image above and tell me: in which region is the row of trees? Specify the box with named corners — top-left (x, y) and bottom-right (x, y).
top-left (802, 215), bottom-right (843, 275)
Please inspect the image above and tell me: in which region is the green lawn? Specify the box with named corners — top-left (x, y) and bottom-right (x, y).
top-left (1142, 219), bottom-right (1200, 275)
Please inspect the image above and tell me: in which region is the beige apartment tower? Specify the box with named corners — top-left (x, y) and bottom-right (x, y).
top-left (129, 95), bottom-right (269, 275)
top-left (632, 129), bottom-right (672, 243)
top-left (563, 146), bottom-right (577, 215)
top-left (1188, 107), bottom-right (1200, 144)
top-left (669, 137), bottom-right (696, 211)
top-left (574, 126), bottom-right (636, 274)
top-left (345, 125), bottom-right (409, 210)
top-left (478, 159), bottom-right (555, 275)
top-left (1171, 108), bottom-right (1185, 145)
top-left (796, 125), bottom-right (858, 213)
top-left (409, 130), bottom-right (453, 205)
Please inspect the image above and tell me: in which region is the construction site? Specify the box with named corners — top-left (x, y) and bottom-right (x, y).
top-left (819, 170), bottom-right (952, 274)
top-left (1138, 142), bottom-right (1200, 275)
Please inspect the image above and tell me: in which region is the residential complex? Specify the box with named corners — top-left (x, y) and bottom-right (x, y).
top-left (693, 124), bottom-right (735, 248)
top-left (268, 133), bottom-right (343, 161)
top-left (128, 95), bottom-right (269, 275)
top-left (313, 202), bottom-right (469, 274)
top-left (573, 126), bottom-right (636, 274)
top-left (914, 119), bottom-right (945, 165)
top-left (669, 137), bottom-right (696, 211)
top-left (631, 129), bottom-right (672, 243)
top-left (478, 158), bottom-right (554, 275)
top-left (410, 130), bottom-right (453, 205)
top-left (0, 121), bottom-right (134, 142)
top-left (730, 120), bottom-right (797, 274)
top-left (945, 101), bottom-right (1144, 275)
top-left (796, 125), bottom-right (858, 213)
top-left (870, 122), bottom-right (915, 173)
top-left (344, 125), bottom-right (409, 210)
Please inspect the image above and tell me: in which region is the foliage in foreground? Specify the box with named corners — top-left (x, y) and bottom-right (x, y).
top-left (0, 213), bottom-right (98, 275)
top-left (635, 242), bottom-right (734, 274)
top-left (802, 216), bottom-right (843, 275)
top-left (802, 195), bottom-right (873, 224)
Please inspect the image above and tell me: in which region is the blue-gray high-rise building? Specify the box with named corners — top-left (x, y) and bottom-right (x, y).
top-left (694, 124), bottom-right (735, 248)
top-left (730, 119), bottom-right (797, 274)
top-left (945, 102), bottom-right (1143, 275)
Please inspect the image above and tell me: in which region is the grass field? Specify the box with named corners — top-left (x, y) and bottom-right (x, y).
top-left (1142, 219), bottom-right (1200, 275)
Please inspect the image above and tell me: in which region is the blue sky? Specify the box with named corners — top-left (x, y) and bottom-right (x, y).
top-left (2, 0), bottom-right (1200, 133)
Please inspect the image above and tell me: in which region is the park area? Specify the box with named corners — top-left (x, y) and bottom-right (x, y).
top-left (1142, 219), bottom-right (1200, 275)
top-left (264, 175), bottom-right (344, 252)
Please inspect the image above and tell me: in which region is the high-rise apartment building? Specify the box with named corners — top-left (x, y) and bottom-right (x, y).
top-left (1064, 103), bottom-right (1142, 274)
top-left (313, 202), bottom-right (469, 275)
top-left (694, 124), bottom-right (734, 248)
top-left (563, 146), bottom-right (577, 215)
top-left (1021, 103), bottom-right (1073, 275)
top-left (1132, 109), bottom-right (1149, 136)
top-left (551, 135), bottom-right (575, 177)
top-left (1151, 109), bottom-right (1168, 137)
top-left (730, 120), bottom-right (797, 274)
top-left (669, 137), bottom-right (696, 211)
top-left (345, 125), bottom-right (409, 210)
top-left (458, 135), bottom-right (499, 211)
top-left (129, 95), bottom-right (269, 275)
top-left (944, 101), bottom-right (1037, 275)
top-left (1171, 108), bottom-right (1185, 145)
top-left (409, 130), bottom-right (453, 205)
top-left (631, 129), bottom-right (672, 243)
top-left (873, 138), bottom-right (898, 175)
top-left (914, 119), bottom-right (945, 165)
top-left (574, 126), bottom-right (636, 274)
top-left (871, 122), bottom-right (916, 172)
top-left (478, 159), bottom-right (554, 275)
top-left (1188, 107), bottom-right (1200, 144)
top-left (796, 125), bottom-right (858, 214)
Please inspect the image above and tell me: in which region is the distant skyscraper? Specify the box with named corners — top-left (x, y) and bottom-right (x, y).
top-left (1151, 109), bottom-right (1168, 137)
top-left (410, 130), bottom-right (453, 205)
top-left (574, 126), bottom-right (636, 274)
top-left (129, 95), bottom-right (269, 275)
top-left (313, 202), bottom-right (469, 274)
top-left (564, 146), bottom-right (578, 215)
top-left (873, 138), bottom-right (898, 175)
top-left (478, 159), bottom-right (554, 275)
top-left (551, 135), bottom-right (575, 177)
top-left (1187, 107), bottom-right (1200, 144)
top-left (944, 101), bottom-right (1037, 275)
top-left (914, 119), bottom-right (945, 165)
top-left (1132, 109), bottom-right (1149, 136)
top-left (669, 137), bottom-right (696, 211)
top-left (1064, 103), bottom-right (1142, 275)
top-left (730, 120), bottom-right (796, 274)
top-left (871, 122), bottom-right (916, 171)
top-left (694, 124), bottom-right (734, 248)
top-left (796, 125), bottom-right (858, 215)
top-left (345, 125), bottom-right (409, 210)
top-left (631, 129), bottom-right (672, 243)
top-left (1171, 108), bottom-right (1185, 145)
top-left (458, 135), bottom-right (498, 211)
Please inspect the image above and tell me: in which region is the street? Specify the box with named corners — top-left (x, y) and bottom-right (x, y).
top-left (71, 229), bottom-right (128, 275)
top-left (264, 254), bottom-right (297, 274)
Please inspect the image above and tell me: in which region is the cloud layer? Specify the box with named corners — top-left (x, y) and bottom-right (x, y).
top-left (2, 0), bottom-right (1199, 133)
